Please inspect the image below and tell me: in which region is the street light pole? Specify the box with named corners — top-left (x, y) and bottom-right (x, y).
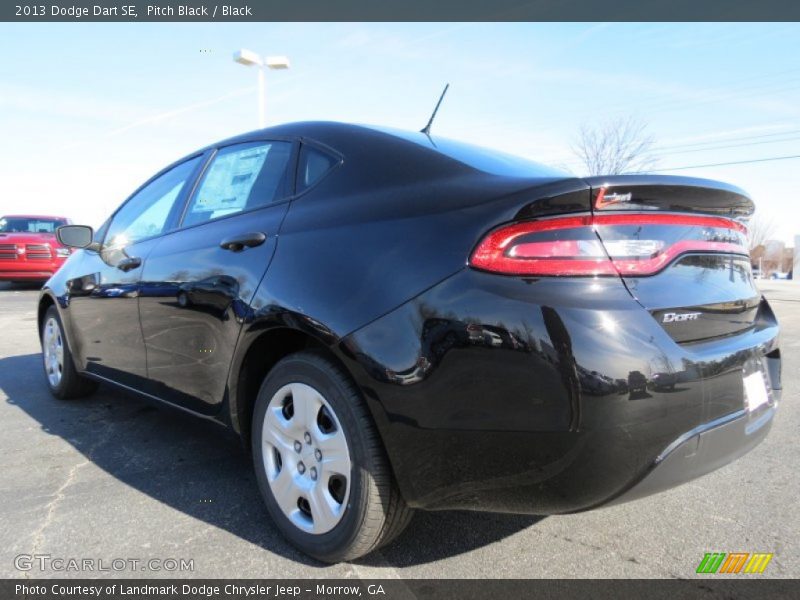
top-left (233, 49), bottom-right (290, 128)
top-left (257, 67), bottom-right (265, 127)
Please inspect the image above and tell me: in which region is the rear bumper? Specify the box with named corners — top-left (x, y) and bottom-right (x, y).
top-left (608, 404), bottom-right (775, 507)
top-left (342, 268), bottom-right (781, 514)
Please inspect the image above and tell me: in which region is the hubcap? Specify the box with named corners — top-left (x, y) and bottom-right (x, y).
top-left (261, 382), bottom-right (351, 535)
top-left (42, 317), bottom-right (64, 388)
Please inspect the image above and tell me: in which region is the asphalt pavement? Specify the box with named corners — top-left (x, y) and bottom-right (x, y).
top-left (0, 280), bottom-right (797, 579)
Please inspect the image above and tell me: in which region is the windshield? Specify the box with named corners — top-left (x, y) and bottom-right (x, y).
top-left (0, 217), bottom-right (65, 233)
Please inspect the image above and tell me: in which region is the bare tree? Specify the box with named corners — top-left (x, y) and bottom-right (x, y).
top-left (746, 212), bottom-right (779, 252)
top-left (572, 116), bottom-right (657, 176)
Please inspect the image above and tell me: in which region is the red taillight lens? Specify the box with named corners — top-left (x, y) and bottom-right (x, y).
top-left (470, 213), bottom-right (748, 277)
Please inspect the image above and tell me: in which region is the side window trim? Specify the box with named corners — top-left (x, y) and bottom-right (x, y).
top-left (174, 148), bottom-right (218, 231)
top-left (177, 139), bottom-right (299, 230)
top-left (100, 152), bottom-right (207, 248)
top-left (163, 149), bottom-right (215, 233)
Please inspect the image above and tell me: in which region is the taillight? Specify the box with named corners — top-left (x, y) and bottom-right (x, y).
top-left (470, 213), bottom-right (748, 277)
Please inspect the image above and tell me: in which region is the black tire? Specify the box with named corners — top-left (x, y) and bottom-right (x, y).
top-left (41, 305), bottom-right (98, 400)
top-left (251, 350), bottom-right (413, 562)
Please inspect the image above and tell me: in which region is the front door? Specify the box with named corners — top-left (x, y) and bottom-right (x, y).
top-left (65, 155), bottom-right (203, 387)
top-left (138, 140), bottom-right (295, 413)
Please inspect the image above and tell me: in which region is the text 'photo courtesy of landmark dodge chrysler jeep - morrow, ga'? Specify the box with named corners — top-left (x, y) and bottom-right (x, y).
top-left (40, 122), bottom-right (781, 562)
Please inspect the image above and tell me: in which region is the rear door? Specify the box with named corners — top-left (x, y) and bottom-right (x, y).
top-left (138, 139), bottom-right (296, 413)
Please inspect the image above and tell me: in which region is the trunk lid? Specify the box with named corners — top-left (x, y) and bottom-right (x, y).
top-left (585, 175), bottom-right (759, 344)
top-left (584, 174), bottom-right (754, 217)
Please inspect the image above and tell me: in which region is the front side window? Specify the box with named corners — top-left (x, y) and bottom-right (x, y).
top-left (182, 141), bottom-right (292, 228)
top-left (105, 156), bottom-right (201, 248)
top-left (0, 216), bottom-right (66, 233)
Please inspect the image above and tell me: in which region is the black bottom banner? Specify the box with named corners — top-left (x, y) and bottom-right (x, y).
top-left (4, 579), bottom-right (797, 600)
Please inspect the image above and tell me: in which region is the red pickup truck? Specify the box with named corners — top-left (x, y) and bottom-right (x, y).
top-left (0, 215), bottom-right (72, 283)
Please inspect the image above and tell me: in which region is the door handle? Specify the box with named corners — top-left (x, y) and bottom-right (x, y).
top-left (219, 232), bottom-right (267, 252)
top-left (117, 256), bottom-right (142, 272)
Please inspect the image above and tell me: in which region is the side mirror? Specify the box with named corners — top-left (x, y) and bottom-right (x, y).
top-left (57, 225), bottom-right (94, 249)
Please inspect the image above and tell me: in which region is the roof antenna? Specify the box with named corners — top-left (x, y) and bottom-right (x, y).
top-left (421, 83), bottom-right (449, 136)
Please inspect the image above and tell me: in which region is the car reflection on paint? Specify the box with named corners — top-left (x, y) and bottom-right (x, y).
top-left (650, 371), bottom-right (678, 392)
top-left (177, 275), bottom-right (239, 309)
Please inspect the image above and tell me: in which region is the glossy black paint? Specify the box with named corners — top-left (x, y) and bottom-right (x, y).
top-left (339, 268), bottom-right (779, 512)
top-left (40, 122), bottom-right (781, 514)
top-left (64, 237), bottom-right (162, 386)
top-left (586, 174), bottom-right (755, 216)
top-left (138, 202), bottom-right (287, 413)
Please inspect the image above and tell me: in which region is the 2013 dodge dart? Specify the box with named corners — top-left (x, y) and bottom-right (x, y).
top-left (39, 122), bottom-right (781, 562)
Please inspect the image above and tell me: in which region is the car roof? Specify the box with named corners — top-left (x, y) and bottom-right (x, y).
top-left (203, 121), bottom-right (567, 180)
top-left (214, 121), bottom-right (410, 146)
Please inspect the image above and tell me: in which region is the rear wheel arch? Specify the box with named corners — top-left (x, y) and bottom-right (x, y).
top-left (231, 327), bottom-right (363, 448)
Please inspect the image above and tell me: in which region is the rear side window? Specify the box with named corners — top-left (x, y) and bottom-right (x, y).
top-left (297, 145), bottom-right (339, 193)
top-left (182, 141), bottom-right (292, 227)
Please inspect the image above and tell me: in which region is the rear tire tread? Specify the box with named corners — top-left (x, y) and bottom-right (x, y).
top-left (301, 350), bottom-right (413, 561)
top-left (254, 350), bottom-right (413, 562)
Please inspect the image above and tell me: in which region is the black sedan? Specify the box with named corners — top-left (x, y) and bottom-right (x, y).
top-left (40, 122), bottom-right (781, 562)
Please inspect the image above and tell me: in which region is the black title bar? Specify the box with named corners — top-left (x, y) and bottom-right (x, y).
top-left (4, 0), bottom-right (800, 22)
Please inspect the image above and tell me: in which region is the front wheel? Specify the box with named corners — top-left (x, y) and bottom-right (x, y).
top-left (252, 351), bottom-right (412, 562)
top-left (41, 306), bottom-right (98, 400)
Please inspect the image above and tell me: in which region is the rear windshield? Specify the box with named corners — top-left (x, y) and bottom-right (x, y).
top-left (0, 217), bottom-right (65, 233)
top-left (375, 127), bottom-right (567, 178)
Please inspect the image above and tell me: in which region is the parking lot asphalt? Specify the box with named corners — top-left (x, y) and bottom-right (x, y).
top-left (0, 280), bottom-right (797, 579)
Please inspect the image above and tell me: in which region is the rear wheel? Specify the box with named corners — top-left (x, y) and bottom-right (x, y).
top-left (252, 351), bottom-right (412, 562)
top-left (41, 306), bottom-right (98, 400)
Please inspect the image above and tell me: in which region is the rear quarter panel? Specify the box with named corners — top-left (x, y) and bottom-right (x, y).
top-left (262, 167), bottom-right (588, 337)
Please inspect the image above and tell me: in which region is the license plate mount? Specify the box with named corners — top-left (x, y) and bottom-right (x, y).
top-left (743, 370), bottom-right (769, 413)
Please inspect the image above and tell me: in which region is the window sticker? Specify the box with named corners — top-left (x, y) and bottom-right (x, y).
top-left (192, 145), bottom-right (271, 215)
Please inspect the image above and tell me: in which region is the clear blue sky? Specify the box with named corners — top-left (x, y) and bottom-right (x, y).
top-left (1, 22), bottom-right (798, 244)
